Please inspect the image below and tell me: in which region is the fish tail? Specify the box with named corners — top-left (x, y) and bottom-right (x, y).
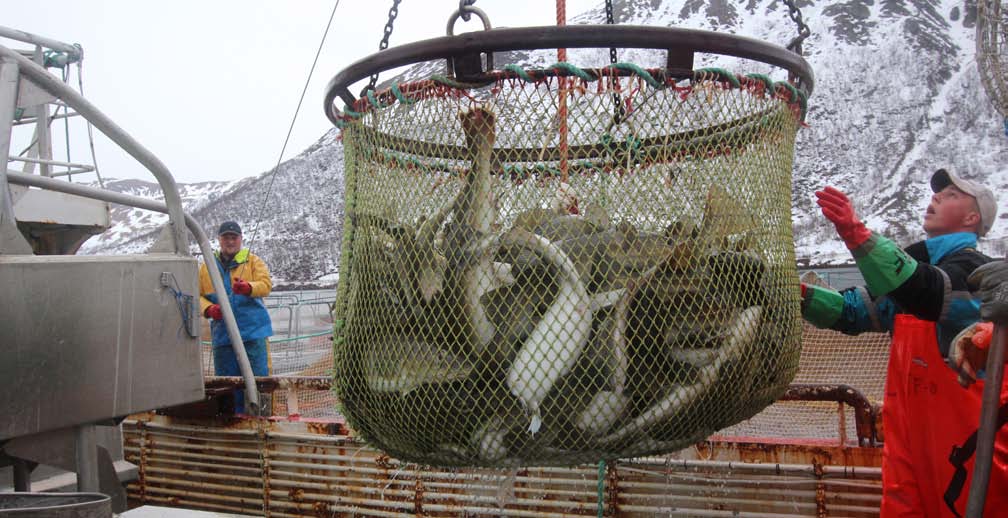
top-left (528, 411), bottom-right (542, 435)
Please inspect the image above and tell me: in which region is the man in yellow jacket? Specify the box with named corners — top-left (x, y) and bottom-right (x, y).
top-left (199, 221), bottom-right (273, 410)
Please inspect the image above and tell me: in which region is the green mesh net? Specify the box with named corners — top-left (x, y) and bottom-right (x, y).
top-left (332, 66), bottom-right (806, 467)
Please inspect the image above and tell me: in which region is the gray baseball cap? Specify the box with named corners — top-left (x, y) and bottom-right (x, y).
top-left (930, 168), bottom-right (997, 237)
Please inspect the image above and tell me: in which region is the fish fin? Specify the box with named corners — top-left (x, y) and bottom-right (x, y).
top-left (528, 413), bottom-right (542, 435)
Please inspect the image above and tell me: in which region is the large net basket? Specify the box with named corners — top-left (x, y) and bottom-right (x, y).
top-left (327, 26), bottom-right (812, 467)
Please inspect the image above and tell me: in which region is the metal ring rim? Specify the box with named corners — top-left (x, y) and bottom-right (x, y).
top-left (324, 24), bottom-right (815, 125)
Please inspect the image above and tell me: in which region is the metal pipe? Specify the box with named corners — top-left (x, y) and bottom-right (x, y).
top-left (140, 483), bottom-right (587, 518)
top-left (779, 383), bottom-right (876, 445)
top-left (273, 499), bottom-right (580, 518)
top-left (265, 473), bottom-right (598, 499)
top-left (11, 110), bottom-right (79, 125)
top-left (615, 476), bottom-right (881, 491)
top-left (9, 155), bottom-right (96, 172)
top-left (615, 503), bottom-right (877, 517)
top-left (0, 44), bottom-right (187, 253)
top-left (4, 169), bottom-right (261, 413)
top-left (623, 458), bottom-right (883, 478)
top-left (31, 47), bottom-right (52, 177)
top-left (122, 452), bottom-right (263, 474)
top-left (74, 424), bottom-right (100, 492)
top-left (966, 325), bottom-right (1007, 517)
top-left (132, 448), bottom-right (262, 466)
top-left (0, 26), bottom-right (81, 58)
top-left (205, 375), bottom-right (333, 393)
top-left (135, 494), bottom-right (261, 516)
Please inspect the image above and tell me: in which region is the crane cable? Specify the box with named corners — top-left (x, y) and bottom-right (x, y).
top-left (246, 0), bottom-right (342, 251)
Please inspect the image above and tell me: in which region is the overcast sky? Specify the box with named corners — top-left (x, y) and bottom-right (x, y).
top-left (4, 0), bottom-right (597, 183)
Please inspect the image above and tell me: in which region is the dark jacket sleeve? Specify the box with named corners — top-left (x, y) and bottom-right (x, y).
top-left (888, 242), bottom-right (991, 355)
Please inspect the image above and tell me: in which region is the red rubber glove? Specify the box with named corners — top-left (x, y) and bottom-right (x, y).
top-left (951, 322), bottom-right (995, 387)
top-left (205, 304), bottom-right (223, 321)
top-left (232, 278), bottom-right (252, 296)
top-left (800, 283), bottom-right (808, 298)
top-left (815, 186), bottom-right (872, 249)
top-left (972, 321), bottom-right (994, 350)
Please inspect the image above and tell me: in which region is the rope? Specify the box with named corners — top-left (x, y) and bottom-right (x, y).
top-left (556, 0), bottom-right (569, 181)
top-left (61, 66), bottom-right (72, 181)
top-left (246, 0), bottom-right (341, 252)
top-left (75, 47), bottom-right (104, 188)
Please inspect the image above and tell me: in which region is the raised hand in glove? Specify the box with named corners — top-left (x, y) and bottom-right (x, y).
top-left (815, 187), bottom-right (872, 249)
top-left (950, 322), bottom-right (994, 387)
top-left (968, 261), bottom-right (1008, 324)
top-left (232, 278), bottom-right (252, 296)
top-left (205, 304), bottom-right (223, 321)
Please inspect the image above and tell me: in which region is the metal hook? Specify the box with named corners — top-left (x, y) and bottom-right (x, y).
top-left (446, 5), bottom-right (492, 36)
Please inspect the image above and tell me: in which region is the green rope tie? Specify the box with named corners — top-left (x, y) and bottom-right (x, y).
top-left (773, 81), bottom-right (808, 121)
top-left (389, 83), bottom-right (415, 105)
top-left (503, 63), bottom-right (537, 82)
top-left (744, 73), bottom-right (774, 92)
top-left (611, 62), bottom-right (661, 88)
top-left (429, 74), bottom-right (495, 90)
top-left (550, 61), bottom-right (595, 82)
top-left (366, 89), bottom-right (388, 110)
top-left (343, 106), bottom-right (364, 118)
top-left (694, 67), bottom-right (741, 89)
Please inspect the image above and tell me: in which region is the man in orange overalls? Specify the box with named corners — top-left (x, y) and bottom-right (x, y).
top-left (800, 169), bottom-right (1008, 517)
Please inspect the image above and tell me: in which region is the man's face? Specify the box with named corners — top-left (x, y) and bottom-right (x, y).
top-left (218, 232), bottom-right (242, 256)
top-left (923, 185), bottom-right (981, 237)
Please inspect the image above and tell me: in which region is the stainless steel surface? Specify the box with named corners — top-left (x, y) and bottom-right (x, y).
top-left (0, 254), bottom-right (204, 440)
top-left (5, 171), bottom-right (261, 415)
top-left (0, 43), bottom-right (187, 254)
top-left (12, 188), bottom-right (109, 228)
top-left (0, 492), bottom-right (110, 518)
top-left (0, 58), bottom-right (32, 255)
top-left (73, 426), bottom-right (98, 493)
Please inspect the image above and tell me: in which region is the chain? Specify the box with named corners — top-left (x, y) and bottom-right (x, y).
top-left (365, 0), bottom-right (402, 94)
top-left (781, 0), bottom-right (811, 55)
top-left (459, 0), bottom-right (477, 21)
top-left (605, 0), bottom-right (617, 64)
top-left (605, 0), bottom-right (624, 125)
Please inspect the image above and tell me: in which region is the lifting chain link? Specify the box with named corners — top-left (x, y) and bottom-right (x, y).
top-left (365, 0), bottom-right (402, 95)
top-left (781, 0), bottom-right (811, 55)
top-left (605, 0), bottom-right (617, 64)
top-left (459, 0), bottom-right (477, 21)
top-left (605, 0), bottom-right (624, 125)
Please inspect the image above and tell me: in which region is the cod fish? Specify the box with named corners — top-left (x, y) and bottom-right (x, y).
top-left (444, 105), bottom-right (502, 349)
top-left (599, 305), bottom-right (764, 445)
top-left (506, 228), bottom-right (593, 434)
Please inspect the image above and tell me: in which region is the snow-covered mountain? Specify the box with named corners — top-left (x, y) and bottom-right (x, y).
top-left (83, 0), bottom-right (1008, 283)
top-left (82, 130), bottom-right (345, 284)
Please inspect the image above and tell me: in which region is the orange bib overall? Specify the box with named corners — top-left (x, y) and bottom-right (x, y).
top-left (882, 314), bottom-right (1008, 517)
